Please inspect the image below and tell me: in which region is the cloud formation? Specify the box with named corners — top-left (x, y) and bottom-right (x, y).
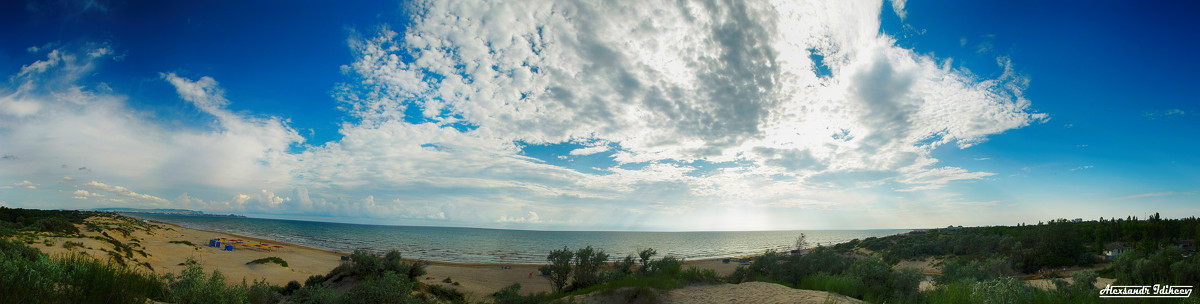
top-left (0, 0), bottom-right (1046, 229)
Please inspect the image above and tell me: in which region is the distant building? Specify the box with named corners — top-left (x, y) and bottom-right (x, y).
top-left (1071, 218), bottom-right (1083, 223)
top-left (1104, 242), bottom-right (1132, 261)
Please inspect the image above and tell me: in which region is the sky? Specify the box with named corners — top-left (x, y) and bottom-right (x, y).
top-left (1, 0), bottom-right (1197, 231)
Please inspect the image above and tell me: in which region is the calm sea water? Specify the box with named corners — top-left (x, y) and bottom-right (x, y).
top-left (132, 214), bottom-right (908, 264)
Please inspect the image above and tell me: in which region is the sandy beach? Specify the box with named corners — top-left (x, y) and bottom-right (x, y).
top-left (16, 214), bottom-right (754, 301)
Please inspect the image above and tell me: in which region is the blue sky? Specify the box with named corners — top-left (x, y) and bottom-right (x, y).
top-left (1, 0), bottom-right (1196, 231)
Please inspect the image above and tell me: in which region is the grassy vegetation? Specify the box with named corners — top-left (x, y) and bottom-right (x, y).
top-left (4, 207), bottom-right (1198, 303)
top-left (170, 240), bottom-right (198, 247)
top-left (248, 256), bottom-right (290, 268)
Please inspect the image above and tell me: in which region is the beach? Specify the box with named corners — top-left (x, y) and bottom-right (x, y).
top-left (17, 214), bottom-right (756, 301)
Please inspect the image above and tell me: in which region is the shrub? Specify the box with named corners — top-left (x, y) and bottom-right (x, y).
top-left (28, 216), bottom-right (79, 235)
top-left (427, 284), bottom-right (466, 303)
top-left (546, 246), bottom-right (573, 291)
top-left (571, 245), bottom-right (609, 289)
top-left (304, 274), bottom-right (325, 288)
top-left (613, 255), bottom-right (636, 276)
top-left (62, 240), bottom-right (85, 250)
top-left (889, 267), bottom-right (924, 302)
top-left (246, 278), bottom-right (282, 304)
top-left (340, 271), bottom-right (417, 304)
top-left (282, 280), bottom-right (302, 295)
top-left (291, 285), bottom-right (338, 304)
top-left (799, 273), bottom-right (866, 299)
top-left (493, 283), bottom-right (553, 304)
top-left (649, 255), bottom-right (683, 277)
top-left (163, 259), bottom-right (249, 304)
top-left (637, 248), bottom-right (656, 276)
top-left (247, 257), bottom-right (289, 268)
top-left (349, 250), bottom-right (382, 277)
top-left (678, 267), bottom-right (721, 284)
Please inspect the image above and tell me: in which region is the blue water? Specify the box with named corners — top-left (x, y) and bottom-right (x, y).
top-left (132, 214), bottom-right (908, 264)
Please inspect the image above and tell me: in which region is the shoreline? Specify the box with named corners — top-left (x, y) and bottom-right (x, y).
top-left (142, 217), bottom-right (766, 267)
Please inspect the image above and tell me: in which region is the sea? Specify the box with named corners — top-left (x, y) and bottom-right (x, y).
top-left (131, 214), bottom-right (909, 264)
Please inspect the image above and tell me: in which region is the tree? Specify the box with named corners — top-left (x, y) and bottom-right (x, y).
top-left (546, 247), bottom-right (573, 291)
top-left (795, 233), bottom-right (809, 252)
top-left (637, 248), bottom-right (657, 276)
top-left (571, 246), bottom-right (609, 289)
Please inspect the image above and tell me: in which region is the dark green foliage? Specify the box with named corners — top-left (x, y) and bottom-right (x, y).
top-left (847, 256), bottom-right (892, 299)
top-left (1110, 246), bottom-right (1200, 287)
top-left (935, 257), bottom-right (1013, 284)
top-left (28, 216), bottom-right (80, 235)
top-left (162, 259), bottom-right (248, 304)
top-left (291, 285), bottom-right (338, 304)
top-left (350, 249), bottom-right (383, 277)
top-left (61, 240), bottom-right (84, 250)
top-left (747, 250), bottom-right (782, 279)
top-left (340, 271), bottom-right (419, 304)
top-left (889, 267), bottom-right (924, 302)
top-left (246, 278), bottom-right (282, 304)
top-left (677, 267), bottom-right (721, 284)
top-left (0, 207), bottom-right (96, 236)
top-left (637, 248), bottom-right (656, 276)
top-left (570, 245), bottom-right (610, 289)
top-left (613, 254), bottom-right (636, 276)
top-left (169, 240), bottom-right (197, 247)
top-left (493, 283), bottom-right (553, 304)
top-left (0, 237), bottom-right (44, 261)
top-left (347, 249), bottom-right (426, 281)
top-left (427, 284), bottom-right (466, 303)
top-left (546, 246), bottom-right (573, 291)
top-left (0, 244), bottom-right (166, 304)
top-left (305, 274), bottom-right (326, 287)
top-left (648, 255), bottom-right (684, 277)
top-left (247, 256), bottom-right (289, 267)
top-left (282, 280), bottom-right (303, 295)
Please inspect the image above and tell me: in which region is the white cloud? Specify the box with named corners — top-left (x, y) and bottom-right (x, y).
top-left (1070, 165), bottom-right (1093, 172)
top-left (0, 0), bottom-right (1048, 229)
top-left (82, 181), bottom-right (169, 205)
top-left (890, 0), bottom-right (907, 19)
top-left (72, 189), bottom-right (103, 200)
top-left (569, 145), bottom-right (610, 156)
top-left (498, 211), bottom-right (541, 224)
top-left (14, 180), bottom-right (38, 189)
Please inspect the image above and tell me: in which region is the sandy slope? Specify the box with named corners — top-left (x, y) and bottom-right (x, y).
top-left (23, 215), bottom-right (343, 286)
top-left (665, 282), bottom-right (861, 304)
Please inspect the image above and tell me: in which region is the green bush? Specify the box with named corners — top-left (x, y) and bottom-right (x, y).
top-left (493, 283), bottom-right (553, 304)
top-left (637, 248), bottom-right (656, 276)
top-left (291, 285), bottom-right (338, 304)
top-left (247, 256), bottom-right (289, 268)
top-left (613, 255), bottom-right (636, 277)
top-left (163, 259), bottom-right (249, 304)
top-left (169, 240), bottom-right (197, 247)
top-left (546, 246), bottom-right (573, 291)
top-left (571, 245), bottom-right (609, 289)
top-left (246, 278), bottom-right (282, 304)
top-left (305, 274), bottom-right (326, 287)
top-left (427, 284), bottom-right (466, 303)
top-left (349, 250), bottom-right (382, 277)
top-left (678, 267), bottom-right (721, 284)
top-left (340, 271), bottom-right (418, 304)
top-left (799, 273), bottom-right (866, 299)
top-left (27, 216), bottom-right (80, 235)
top-left (648, 255), bottom-right (683, 277)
